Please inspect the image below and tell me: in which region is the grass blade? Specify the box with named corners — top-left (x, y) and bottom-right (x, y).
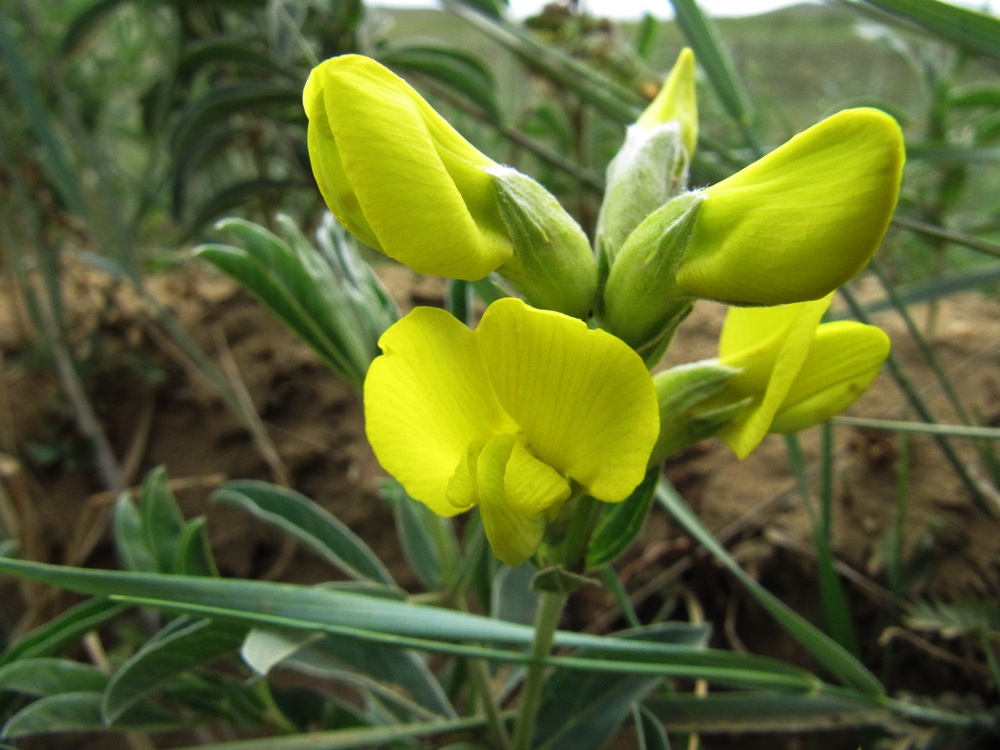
top-left (655, 476), bottom-right (884, 695)
top-left (860, 0), bottom-right (1000, 62)
top-left (669, 0), bottom-right (758, 151)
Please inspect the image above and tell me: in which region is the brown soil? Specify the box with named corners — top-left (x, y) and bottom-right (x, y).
top-left (1, 258), bottom-right (998, 746)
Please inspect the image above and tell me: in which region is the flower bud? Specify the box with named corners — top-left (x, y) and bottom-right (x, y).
top-left (601, 192), bottom-right (704, 360)
top-left (648, 361), bottom-right (745, 464)
top-left (304, 54), bottom-right (513, 281)
top-left (596, 48), bottom-right (697, 266)
top-left (488, 167), bottom-right (598, 318)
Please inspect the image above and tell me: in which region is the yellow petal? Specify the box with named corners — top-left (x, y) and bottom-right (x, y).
top-left (476, 298), bottom-right (659, 501)
top-left (364, 308), bottom-right (516, 516)
top-left (504, 439), bottom-right (572, 515)
top-left (476, 434), bottom-right (546, 567)
top-left (305, 55), bottom-right (513, 280)
top-left (770, 322), bottom-right (890, 433)
top-left (306, 123), bottom-right (381, 250)
top-left (719, 298), bottom-right (830, 458)
top-left (675, 108), bottom-right (904, 305)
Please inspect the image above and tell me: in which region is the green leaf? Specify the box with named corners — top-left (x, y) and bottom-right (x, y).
top-left (212, 480), bottom-right (395, 585)
top-left (102, 618), bottom-right (247, 724)
top-left (196, 216), bottom-right (384, 390)
top-left (195, 243), bottom-right (348, 376)
top-left (444, 2), bottom-right (640, 124)
top-left (175, 517), bottom-right (219, 577)
top-left (59, 0), bottom-right (130, 56)
top-left (244, 626), bottom-right (454, 722)
top-left (655, 477), bottom-right (884, 695)
top-left (2, 692), bottom-right (181, 738)
top-left (379, 44), bottom-right (502, 123)
top-left (491, 565), bottom-right (537, 626)
top-left (906, 143), bottom-right (1000, 163)
top-left (534, 626), bottom-right (702, 750)
top-left (587, 469), bottom-right (659, 568)
top-left (169, 82), bottom-right (301, 163)
top-left (185, 178), bottom-right (295, 233)
top-left (632, 704), bottom-right (670, 750)
top-left (535, 671), bottom-right (657, 750)
top-left (0, 599), bottom-right (125, 667)
top-left (168, 715), bottom-right (492, 750)
top-left (283, 632), bottom-right (457, 719)
top-left (139, 466), bottom-right (187, 574)
top-left (0, 557), bottom-right (830, 693)
top-left (643, 691), bottom-right (894, 733)
top-left (860, 0), bottom-right (1000, 62)
top-left (0, 658), bottom-right (108, 697)
top-left (950, 83), bottom-right (1000, 109)
top-left (384, 482), bottom-right (450, 591)
top-left (113, 492), bottom-right (157, 573)
top-left (177, 40), bottom-right (301, 83)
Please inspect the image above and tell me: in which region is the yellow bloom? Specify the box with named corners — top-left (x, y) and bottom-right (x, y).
top-left (603, 108), bottom-right (904, 354)
top-left (676, 108), bottom-right (904, 305)
top-left (304, 54), bottom-right (513, 281)
top-left (717, 297), bottom-right (890, 458)
top-left (364, 298), bottom-right (659, 566)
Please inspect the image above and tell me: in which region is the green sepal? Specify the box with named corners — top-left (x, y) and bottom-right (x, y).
top-left (596, 123), bottom-right (689, 269)
top-left (650, 361), bottom-right (746, 463)
top-left (603, 191), bottom-right (704, 358)
top-left (489, 166), bottom-right (598, 319)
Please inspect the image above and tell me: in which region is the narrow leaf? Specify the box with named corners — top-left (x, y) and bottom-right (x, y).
top-left (644, 691), bottom-right (894, 733)
top-left (534, 626), bottom-right (701, 750)
top-left (139, 467), bottom-right (186, 574)
top-left (0, 599), bottom-right (126, 667)
top-left (587, 469), bottom-right (659, 568)
top-left (102, 619), bottom-right (247, 724)
top-left (384, 482), bottom-right (449, 591)
top-left (0, 659), bottom-right (107, 697)
top-left (212, 481), bottom-right (395, 585)
top-left (0, 557), bottom-right (826, 692)
top-left (112, 492), bottom-right (157, 573)
top-left (633, 704), bottom-right (670, 750)
top-left (169, 714), bottom-right (491, 750)
top-left (2, 692), bottom-right (180, 738)
top-left (861, 0), bottom-right (1000, 62)
top-left (669, 0), bottom-right (754, 136)
top-left (655, 477), bottom-right (884, 695)
top-left (175, 517), bottom-right (219, 577)
top-left (379, 44), bottom-right (502, 122)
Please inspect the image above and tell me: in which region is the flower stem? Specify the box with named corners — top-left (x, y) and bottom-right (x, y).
top-left (512, 589), bottom-right (568, 750)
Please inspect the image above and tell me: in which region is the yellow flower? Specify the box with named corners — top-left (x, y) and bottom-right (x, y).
top-left (304, 54), bottom-right (513, 281)
top-left (717, 297), bottom-right (890, 458)
top-left (603, 108), bottom-right (904, 354)
top-left (364, 298), bottom-right (659, 566)
top-left (676, 108), bottom-right (904, 305)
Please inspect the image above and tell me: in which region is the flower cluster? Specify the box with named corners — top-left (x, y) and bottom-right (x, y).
top-left (304, 51), bottom-right (903, 567)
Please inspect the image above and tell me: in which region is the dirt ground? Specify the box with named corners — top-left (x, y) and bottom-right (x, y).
top-left (1, 257), bottom-right (999, 743)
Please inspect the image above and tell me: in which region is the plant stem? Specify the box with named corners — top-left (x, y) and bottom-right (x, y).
top-left (467, 652), bottom-right (515, 750)
top-left (513, 589), bottom-right (567, 750)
